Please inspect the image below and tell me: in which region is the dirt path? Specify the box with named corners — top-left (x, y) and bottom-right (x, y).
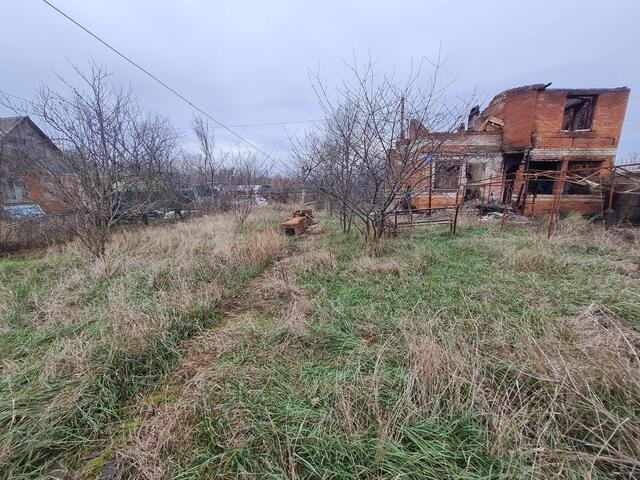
top-left (82, 236), bottom-right (314, 480)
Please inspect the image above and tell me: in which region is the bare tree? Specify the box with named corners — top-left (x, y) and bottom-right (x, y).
top-left (292, 55), bottom-right (469, 245)
top-left (618, 152), bottom-right (640, 168)
top-left (132, 113), bottom-right (186, 221)
top-left (1, 62), bottom-right (179, 257)
top-left (228, 151), bottom-right (271, 227)
top-left (191, 115), bottom-right (218, 185)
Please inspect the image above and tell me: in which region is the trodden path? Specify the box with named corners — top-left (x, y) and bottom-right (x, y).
top-left (80, 236), bottom-right (315, 480)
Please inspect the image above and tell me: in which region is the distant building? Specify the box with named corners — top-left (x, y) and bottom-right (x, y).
top-left (233, 184), bottom-right (272, 199)
top-left (0, 116), bottom-right (68, 218)
top-left (398, 84), bottom-right (631, 216)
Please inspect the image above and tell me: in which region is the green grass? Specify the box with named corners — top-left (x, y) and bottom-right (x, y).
top-left (0, 210), bottom-right (288, 479)
top-left (3, 215), bottom-right (639, 479)
top-left (162, 221), bottom-right (640, 479)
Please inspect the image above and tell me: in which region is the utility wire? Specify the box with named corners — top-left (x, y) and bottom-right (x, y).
top-left (39, 0), bottom-right (274, 159)
top-left (212, 119), bottom-right (320, 129)
top-left (174, 119), bottom-right (320, 131)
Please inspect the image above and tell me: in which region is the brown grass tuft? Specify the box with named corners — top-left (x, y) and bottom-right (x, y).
top-left (498, 242), bottom-right (567, 272)
top-left (113, 401), bottom-right (196, 480)
top-left (290, 249), bottom-right (337, 275)
top-left (568, 303), bottom-right (640, 383)
top-left (283, 296), bottom-right (312, 338)
top-left (350, 256), bottom-right (407, 275)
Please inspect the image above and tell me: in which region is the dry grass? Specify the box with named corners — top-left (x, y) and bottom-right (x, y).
top-left (76, 217), bottom-right (638, 479)
top-left (0, 207), bottom-right (288, 479)
top-left (4, 210), bottom-right (639, 479)
top-left (350, 255), bottom-right (408, 275)
top-left (290, 249), bottom-right (337, 275)
top-left (107, 237), bottom-right (315, 479)
top-left (253, 251), bottom-right (315, 337)
top-left (114, 402), bottom-right (196, 480)
top-left (550, 213), bottom-right (640, 252)
top-left (239, 219), bottom-right (639, 478)
top-left (395, 304), bottom-right (640, 474)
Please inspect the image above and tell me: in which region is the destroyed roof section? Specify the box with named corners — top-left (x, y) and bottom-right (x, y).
top-left (472, 84), bottom-right (630, 154)
top-left (471, 85), bottom-right (545, 152)
top-left (547, 86), bottom-right (630, 96)
top-left (406, 120), bottom-right (502, 155)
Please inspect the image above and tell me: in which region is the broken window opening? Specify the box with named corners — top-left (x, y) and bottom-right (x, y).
top-left (563, 161), bottom-right (603, 195)
top-left (527, 161), bottom-right (561, 195)
top-left (434, 160), bottom-right (461, 190)
top-left (464, 163), bottom-right (485, 200)
top-left (562, 95), bottom-right (596, 131)
top-left (502, 154), bottom-right (523, 203)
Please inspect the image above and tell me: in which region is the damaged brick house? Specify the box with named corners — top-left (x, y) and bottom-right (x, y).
top-left (0, 116), bottom-right (68, 219)
top-left (400, 84), bottom-right (630, 216)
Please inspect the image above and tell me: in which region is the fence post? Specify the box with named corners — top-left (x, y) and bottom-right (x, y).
top-left (547, 161), bottom-right (568, 239)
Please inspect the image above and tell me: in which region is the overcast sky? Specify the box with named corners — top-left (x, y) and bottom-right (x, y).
top-left (1, 0), bottom-right (639, 163)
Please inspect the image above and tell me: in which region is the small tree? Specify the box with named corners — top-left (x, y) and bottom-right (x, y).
top-left (228, 151), bottom-right (271, 227)
top-left (191, 115), bottom-right (219, 184)
top-left (1, 62), bottom-right (179, 257)
top-left (292, 55), bottom-right (469, 245)
top-left (132, 113), bottom-right (184, 220)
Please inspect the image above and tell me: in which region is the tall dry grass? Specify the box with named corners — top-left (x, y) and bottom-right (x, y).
top-left (0, 207), bottom-right (288, 479)
top-left (253, 218), bottom-right (640, 477)
top-left (85, 216), bottom-right (640, 478)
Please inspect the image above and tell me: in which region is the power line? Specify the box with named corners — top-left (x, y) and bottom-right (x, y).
top-left (212, 119), bottom-right (319, 129)
top-left (39, 0), bottom-right (273, 159)
top-left (174, 119), bottom-right (320, 131)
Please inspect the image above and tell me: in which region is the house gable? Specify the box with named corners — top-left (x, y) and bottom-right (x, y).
top-left (0, 116), bottom-right (67, 214)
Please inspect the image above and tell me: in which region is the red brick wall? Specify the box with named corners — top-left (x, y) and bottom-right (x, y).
top-left (410, 193), bottom-right (459, 210)
top-left (475, 86), bottom-right (630, 155)
top-left (532, 90), bottom-right (565, 144)
top-left (1, 175), bottom-right (69, 215)
top-left (472, 86), bottom-right (543, 151)
top-left (25, 176), bottom-right (69, 214)
top-left (490, 92), bottom-right (538, 151)
top-left (524, 195), bottom-right (603, 217)
top-left (592, 91), bottom-right (631, 147)
top-left (532, 89), bottom-right (629, 154)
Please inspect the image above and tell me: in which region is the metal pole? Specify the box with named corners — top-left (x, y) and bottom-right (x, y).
top-left (608, 184), bottom-right (615, 210)
top-left (547, 161), bottom-right (568, 239)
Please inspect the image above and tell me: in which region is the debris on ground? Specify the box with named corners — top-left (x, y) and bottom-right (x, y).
top-left (306, 223), bottom-right (326, 235)
top-left (510, 214), bottom-right (531, 223)
top-left (481, 211), bottom-right (504, 220)
top-left (476, 201), bottom-right (507, 215)
top-left (480, 211), bottom-right (531, 223)
top-left (279, 209), bottom-right (317, 236)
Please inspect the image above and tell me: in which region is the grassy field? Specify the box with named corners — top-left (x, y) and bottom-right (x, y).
top-left (2, 212), bottom-right (639, 478)
top-left (0, 208), bottom-right (290, 479)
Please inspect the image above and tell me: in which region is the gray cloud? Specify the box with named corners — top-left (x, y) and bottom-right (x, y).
top-left (1, 0), bottom-right (638, 160)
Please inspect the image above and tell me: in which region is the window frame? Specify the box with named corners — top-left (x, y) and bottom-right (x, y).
top-left (1, 178), bottom-right (29, 202)
top-left (561, 94), bottom-right (597, 132)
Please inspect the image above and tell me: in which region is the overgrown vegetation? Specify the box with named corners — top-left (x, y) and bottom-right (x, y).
top-left (2, 213), bottom-right (639, 479)
top-left (0, 207), bottom-right (288, 478)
